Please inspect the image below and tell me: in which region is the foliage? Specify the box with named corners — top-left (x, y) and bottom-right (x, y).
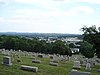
top-left (81, 25), bottom-right (100, 58)
top-left (69, 43), bottom-right (75, 48)
top-left (52, 40), bottom-right (72, 55)
top-left (0, 36), bottom-right (72, 55)
top-left (80, 41), bottom-right (94, 58)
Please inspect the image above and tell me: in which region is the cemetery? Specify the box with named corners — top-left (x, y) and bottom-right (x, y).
top-left (0, 49), bottom-right (100, 75)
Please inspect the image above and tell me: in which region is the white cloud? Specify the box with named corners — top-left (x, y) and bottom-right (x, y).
top-left (0, 17), bottom-right (3, 20)
top-left (15, 0), bottom-right (71, 4)
top-left (0, 17), bottom-right (5, 23)
top-left (14, 5), bottom-right (94, 17)
top-left (66, 6), bottom-right (95, 16)
top-left (15, 0), bottom-right (100, 5)
top-left (15, 0), bottom-right (71, 10)
top-left (77, 0), bottom-right (100, 4)
top-left (7, 5), bottom-right (95, 33)
top-left (8, 5), bottom-right (94, 28)
top-left (0, 0), bottom-right (13, 4)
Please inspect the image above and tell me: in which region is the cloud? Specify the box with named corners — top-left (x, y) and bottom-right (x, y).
top-left (15, 0), bottom-right (71, 10)
top-left (66, 6), bottom-right (95, 16)
top-left (0, 17), bottom-right (5, 23)
top-left (14, 5), bottom-right (94, 17)
top-left (8, 5), bottom-right (94, 31)
top-left (0, 0), bottom-right (13, 4)
top-left (8, 5), bottom-right (94, 28)
top-left (77, 0), bottom-right (100, 4)
top-left (0, 17), bottom-right (3, 20)
top-left (15, 0), bottom-right (71, 4)
top-left (15, 0), bottom-right (100, 5)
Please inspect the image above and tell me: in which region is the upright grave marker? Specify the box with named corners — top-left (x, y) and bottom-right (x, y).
top-left (3, 56), bottom-right (12, 66)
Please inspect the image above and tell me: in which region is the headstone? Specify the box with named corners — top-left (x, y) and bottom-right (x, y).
top-left (21, 65), bottom-right (38, 72)
top-left (51, 55), bottom-right (59, 63)
top-left (3, 56), bottom-right (12, 66)
top-left (98, 69), bottom-right (100, 72)
top-left (85, 63), bottom-right (91, 70)
top-left (73, 61), bottom-right (81, 69)
top-left (70, 69), bottom-right (91, 75)
top-left (82, 59), bottom-right (88, 66)
top-left (60, 55), bottom-right (67, 63)
top-left (32, 59), bottom-right (41, 63)
top-left (88, 59), bottom-right (95, 67)
top-left (49, 62), bottom-right (58, 66)
top-left (95, 58), bottom-right (100, 65)
top-left (2, 48), bottom-right (6, 55)
top-left (17, 55), bottom-right (21, 62)
top-left (49, 56), bottom-right (59, 66)
top-left (49, 55), bottom-right (53, 59)
top-left (38, 54), bottom-right (44, 58)
top-left (6, 50), bottom-right (10, 56)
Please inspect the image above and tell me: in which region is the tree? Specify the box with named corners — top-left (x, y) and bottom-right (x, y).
top-left (80, 41), bottom-right (94, 58)
top-left (81, 25), bottom-right (98, 35)
top-left (81, 25), bottom-right (100, 58)
top-left (0, 36), bottom-right (72, 55)
top-left (69, 43), bottom-right (75, 48)
top-left (52, 40), bottom-right (72, 55)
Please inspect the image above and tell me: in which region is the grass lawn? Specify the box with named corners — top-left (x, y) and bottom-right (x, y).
top-left (0, 53), bottom-right (100, 75)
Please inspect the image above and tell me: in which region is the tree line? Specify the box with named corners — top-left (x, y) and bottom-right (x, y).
top-left (0, 35), bottom-right (72, 56)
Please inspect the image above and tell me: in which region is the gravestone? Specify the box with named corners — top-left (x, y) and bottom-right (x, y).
top-left (38, 54), bottom-right (44, 58)
top-left (49, 55), bottom-right (53, 59)
top-left (21, 65), bottom-right (38, 72)
top-left (3, 56), bottom-right (12, 66)
top-left (70, 69), bottom-right (91, 75)
top-left (95, 58), bottom-right (100, 65)
top-left (85, 63), bottom-right (91, 70)
top-left (17, 58), bottom-right (21, 62)
top-left (73, 61), bottom-right (81, 69)
top-left (5, 50), bottom-right (9, 56)
top-left (61, 55), bottom-right (67, 63)
top-left (49, 62), bottom-right (58, 66)
top-left (87, 59), bottom-right (95, 67)
top-left (32, 59), bottom-right (41, 63)
top-left (82, 59), bottom-right (88, 66)
top-left (2, 49), bottom-right (6, 55)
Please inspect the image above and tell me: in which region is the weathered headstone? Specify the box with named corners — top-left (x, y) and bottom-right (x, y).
top-left (49, 55), bottom-right (53, 59)
top-left (21, 65), bottom-right (38, 72)
top-left (61, 55), bottom-right (67, 63)
top-left (82, 59), bottom-right (88, 66)
top-left (70, 69), bottom-right (91, 75)
top-left (73, 61), bottom-right (81, 69)
top-left (38, 54), bottom-right (44, 58)
top-left (49, 62), bottom-right (58, 66)
top-left (85, 63), bottom-right (91, 71)
top-left (3, 56), bottom-right (12, 66)
top-left (32, 59), bottom-right (41, 63)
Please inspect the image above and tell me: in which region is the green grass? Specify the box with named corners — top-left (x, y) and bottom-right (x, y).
top-left (0, 53), bottom-right (100, 75)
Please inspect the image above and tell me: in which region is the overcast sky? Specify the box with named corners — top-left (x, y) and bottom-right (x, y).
top-left (0, 0), bottom-right (100, 34)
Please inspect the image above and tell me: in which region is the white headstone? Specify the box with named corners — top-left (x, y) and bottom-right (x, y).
top-left (3, 56), bottom-right (12, 66)
top-left (85, 63), bottom-right (91, 70)
top-left (2, 48), bottom-right (6, 55)
top-left (73, 61), bottom-right (81, 69)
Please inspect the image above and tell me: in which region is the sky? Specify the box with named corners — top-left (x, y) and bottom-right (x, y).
top-left (0, 0), bottom-right (100, 34)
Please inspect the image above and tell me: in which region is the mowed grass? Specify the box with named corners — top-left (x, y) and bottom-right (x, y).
top-left (0, 53), bottom-right (100, 75)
